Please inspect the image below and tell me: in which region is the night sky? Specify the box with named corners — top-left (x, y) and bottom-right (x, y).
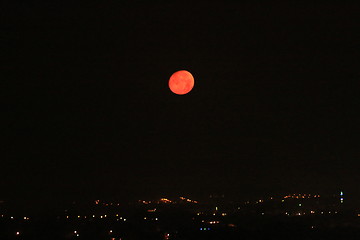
top-left (2, 2), bottom-right (360, 209)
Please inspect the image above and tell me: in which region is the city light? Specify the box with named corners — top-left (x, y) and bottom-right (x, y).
top-left (283, 194), bottom-right (320, 199)
top-left (0, 192), bottom-right (355, 240)
top-left (209, 221), bottom-right (220, 224)
top-left (160, 198), bottom-right (172, 203)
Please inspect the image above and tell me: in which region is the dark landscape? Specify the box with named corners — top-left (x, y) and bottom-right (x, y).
top-left (1, 193), bottom-right (360, 239)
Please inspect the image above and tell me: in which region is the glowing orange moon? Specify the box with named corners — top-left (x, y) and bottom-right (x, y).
top-left (168, 70), bottom-right (194, 95)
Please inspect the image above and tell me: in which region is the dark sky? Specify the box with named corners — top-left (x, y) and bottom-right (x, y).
top-left (2, 2), bottom-right (360, 207)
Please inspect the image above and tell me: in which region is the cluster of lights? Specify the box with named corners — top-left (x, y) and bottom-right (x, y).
top-left (283, 194), bottom-right (320, 199)
top-left (94, 200), bottom-right (120, 206)
top-left (179, 196), bottom-right (198, 203)
top-left (340, 192), bottom-right (344, 204)
top-left (143, 217), bottom-right (158, 221)
top-left (140, 197), bottom-right (198, 205)
top-left (196, 212), bottom-right (227, 217)
top-left (209, 221), bottom-right (220, 224)
top-left (160, 198), bottom-right (172, 204)
top-left (116, 217), bottom-right (127, 222)
top-left (65, 214), bottom-right (125, 220)
top-left (199, 227), bottom-right (211, 231)
top-left (0, 215), bottom-right (29, 220)
top-left (244, 194), bottom-right (321, 205)
top-left (284, 210), bottom-right (338, 216)
top-left (320, 211), bottom-right (337, 215)
top-left (73, 230), bottom-right (121, 238)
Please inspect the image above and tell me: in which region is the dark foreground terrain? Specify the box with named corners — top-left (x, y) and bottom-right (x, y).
top-left (1, 215), bottom-right (360, 240)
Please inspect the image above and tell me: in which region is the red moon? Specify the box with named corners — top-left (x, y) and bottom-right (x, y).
top-left (168, 70), bottom-right (194, 95)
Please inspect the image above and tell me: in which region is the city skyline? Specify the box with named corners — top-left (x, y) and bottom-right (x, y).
top-left (1, 191), bottom-right (359, 239)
